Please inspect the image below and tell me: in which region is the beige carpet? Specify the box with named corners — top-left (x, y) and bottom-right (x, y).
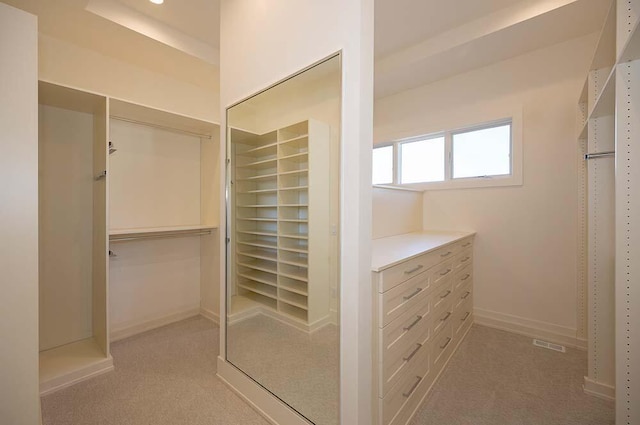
top-left (41, 318), bottom-right (615, 425)
top-left (409, 325), bottom-right (615, 425)
top-left (227, 315), bottom-right (339, 425)
top-left (41, 317), bottom-right (269, 425)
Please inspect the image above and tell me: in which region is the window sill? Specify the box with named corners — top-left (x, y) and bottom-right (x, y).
top-left (377, 174), bottom-right (523, 192)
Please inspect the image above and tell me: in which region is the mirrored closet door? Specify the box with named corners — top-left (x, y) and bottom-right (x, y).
top-left (226, 55), bottom-right (341, 425)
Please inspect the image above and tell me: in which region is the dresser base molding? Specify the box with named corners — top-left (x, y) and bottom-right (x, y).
top-left (583, 376), bottom-right (615, 401)
top-left (473, 308), bottom-right (586, 351)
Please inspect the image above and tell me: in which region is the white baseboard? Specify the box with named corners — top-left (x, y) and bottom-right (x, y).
top-left (110, 307), bottom-right (201, 342)
top-left (40, 356), bottom-right (114, 397)
top-left (474, 307), bottom-right (586, 350)
top-left (200, 307), bottom-right (220, 325)
top-left (217, 357), bottom-right (311, 425)
top-left (583, 376), bottom-right (615, 401)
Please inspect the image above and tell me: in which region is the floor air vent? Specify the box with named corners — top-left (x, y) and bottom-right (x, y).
top-left (533, 339), bottom-right (566, 353)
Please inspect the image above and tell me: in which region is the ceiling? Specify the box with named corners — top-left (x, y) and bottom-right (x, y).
top-left (2, 0), bottom-right (609, 99)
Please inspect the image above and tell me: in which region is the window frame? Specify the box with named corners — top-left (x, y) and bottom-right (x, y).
top-left (373, 113), bottom-right (522, 191)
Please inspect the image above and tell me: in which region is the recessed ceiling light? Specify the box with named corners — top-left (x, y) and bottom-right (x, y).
top-left (150, 0), bottom-right (164, 4)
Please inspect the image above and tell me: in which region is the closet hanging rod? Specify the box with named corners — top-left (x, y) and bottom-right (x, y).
top-left (109, 230), bottom-right (212, 243)
top-left (585, 151), bottom-right (615, 160)
top-left (110, 116), bottom-right (213, 140)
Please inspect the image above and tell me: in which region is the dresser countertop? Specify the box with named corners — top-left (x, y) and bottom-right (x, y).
top-left (371, 230), bottom-right (476, 272)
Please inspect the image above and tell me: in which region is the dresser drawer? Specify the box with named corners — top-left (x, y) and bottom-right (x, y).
top-left (379, 271), bottom-right (430, 327)
top-left (381, 344), bottom-right (432, 425)
top-left (379, 319), bottom-right (431, 397)
top-left (431, 259), bottom-right (455, 289)
top-left (377, 250), bottom-right (441, 293)
top-left (453, 248), bottom-right (473, 270)
top-left (452, 263), bottom-right (473, 294)
top-left (432, 281), bottom-right (454, 312)
top-left (431, 301), bottom-right (454, 337)
top-left (432, 323), bottom-right (454, 373)
top-left (454, 297), bottom-right (473, 338)
top-left (380, 296), bottom-right (431, 371)
top-left (453, 282), bottom-right (472, 311)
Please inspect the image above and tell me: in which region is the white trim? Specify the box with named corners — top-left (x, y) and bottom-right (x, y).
top-left (200, 307), bottom-right (220, 325)
top-left (228, 307), bottom-right (333, 333)
top-left (39, 357), bottom-right (114, 397)
top-left (583, 376), bottom-right (615, 401)
top-left (110, 307), bottom-right (200, 342)
top-left (474, 307), bottom-right (587, 350)
top-left (217, 357), bottom-right (312, 425)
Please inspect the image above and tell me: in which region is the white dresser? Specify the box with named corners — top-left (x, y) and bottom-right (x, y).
top-left (371, 231), bottom-right (476, 425)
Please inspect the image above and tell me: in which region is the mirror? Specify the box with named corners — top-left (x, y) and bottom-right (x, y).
top-left (226, 55), bottom-right (341, 425)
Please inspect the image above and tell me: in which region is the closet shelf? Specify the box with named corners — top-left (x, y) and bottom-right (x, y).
top-left (237, 249), bottom-right (278, 262)
top-left (109, 225), bottom-right (216, 242)
top-left (280, 152), bottom-right (308, 161)
top-left (237, 217), bottom-right (278, 222)
top-left (278, 283), bottom-right (308, 296)
top-left (280, 204), bottom-right (308, 208)
top-left (279, 297), bottom-right (309, 311)
top-left (239, 188), bottom-right (278, 194)
top-left (279, 186), bottom-right (309, 191)
top-left (279, 259), bottom-right (308, 268)
top-left (279, 134), bottom-right (308, 145)
top-left (278, 246), bottom-right (308, 254)
top-left (241, 142), bottom-right (278, 154)
top-left (238, 230), bottom-right (278, 237)
top-left (589, 68), bottom-right (616, 119)
top-left (238, 271), bottom-right (277, 287)
top-left (237, 259), bottom-right (277, 274)
top-left (279, 271), bottom-right (308, 283)
top-left (279, 169), bottom-right (309, 176)
top-left (237, 240), bottom-right (278, 250)
top-left (238, 282), bottom-right (277, 299)
top-left (237, 158), bottom-right (277, 169)
top-left (237, 204), bottom-right (277, 208)
top-left (237, 173), bottom-right (278, 181)
top-left (279, 234), bottom-right (309, 240)
top-left (279, 219), bottom-right (308, 223)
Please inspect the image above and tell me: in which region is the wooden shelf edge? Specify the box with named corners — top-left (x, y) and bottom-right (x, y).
top-left (109, 225), bottom-right (217, 241)
top-left (588, 68), bottom-right (616, 119)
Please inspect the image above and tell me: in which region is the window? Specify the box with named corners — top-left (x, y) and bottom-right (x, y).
top-left (452, 124), bottom-right (511, 179)
top-left (372, 118), bottom-right (520, 190)
top-left (372, 145), bottom-right (393, 185)
top-left (400, 137), bottom-right (444, 183)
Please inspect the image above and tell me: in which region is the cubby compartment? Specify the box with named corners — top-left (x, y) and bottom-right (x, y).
top-left (279, 237), bottom-right (309, 253)
top-left (278, 302), bottom-right (308, 322)
top-left (279, 276), bottom-right (309, 295)
top-left (280, 206), bottom-right (308, 220)
top-left (280, 263), bottom-right (308, 282)
top-left (278, 121), bottom-right (308, 142)
top-left (279, 173), bottom-right (309, 189)
top-left (279, 154), bottom-right (309, 174)
top-left (279, 135), bottom-right (309, 156)
top-left (279, 188), bottom-right (308, 206)
top-left (279, 221), bottom-right (308, 238)
top-left (279, 250), bottom-right (308, 268)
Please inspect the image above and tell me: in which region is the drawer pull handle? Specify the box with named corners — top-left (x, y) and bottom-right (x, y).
top-left (440, 251), bottom-right (452, 257)
top-left (460, 274), bottom-right (471, 281)
top-left (462, 242), bottom-right (471, 248)
top-left (440, 337), bottom-right (452, 350)
top-left (403, 287), bottom-right (423, 301)
top-left (440, 311), bottom-right (452, 322)
top-left (461, 291), bottom-right (471, 300)
top-left (461, 256), bottom-right (471, 263)
top-left (461, 312), bottom-right (471, 321)
top-left (403, 315), bottom-right (423, 331)
top-left (440, 290), bottom-right (451, 299)
top-left (403, 376), bottom-right (423, 398)
top-left (439, 269), bottom-right (451, 276)
top-left (404, 264), bottom-right (424, 275)
top-left (403, 343), bottom-right (422, 362)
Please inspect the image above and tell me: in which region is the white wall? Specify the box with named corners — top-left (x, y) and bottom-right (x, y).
top-left (372, 187), bottom-right (423, 239)
top-left (374, 33), bottom-right (598, 347)
top-left (39, 105), bottom-right (94, 351)
top-left (0, 3), bottom-right (40, 424)
top-left (39, 34), bottom-right (219, 123)
top-left (219, 1), bottom-right (374, 423)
